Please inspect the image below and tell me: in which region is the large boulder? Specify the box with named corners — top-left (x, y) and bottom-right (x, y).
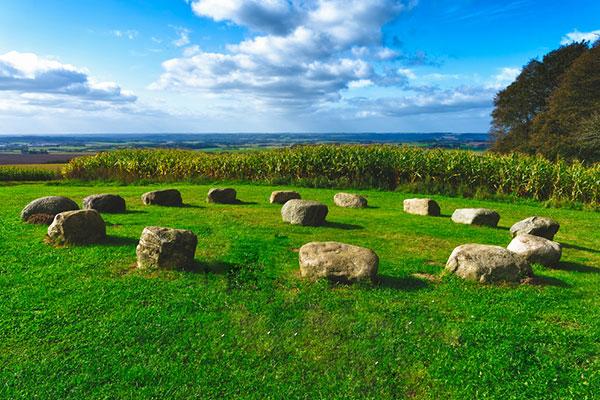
top-left (270, 190), bottom-right (301, 204)
top-left (299, 241), bottom-right (378, 282)
top-left (136, 226), bottom-right (197, 270)
top-left (207, 188), bottom-right (237, 204)
top-left (141, 189), bottom-right (183, 207)
top-left (83, 194), bottom-right (126, 213)
top-left (47, 210), bottom-right (106, 245)
top-left (507, 234), bottom-right (562, 267)
top-left (21, 196), bottom-right (79, 222)
top-left (403, 198), bottom-right (441, 216)
top-left (510, 216), bottom-right (560, 240)
top-left (281, 199), bottom-right (328, 226)
top-left (451, 208), bottom-right (500, 227)
top-left (445, 244), bottom-right (532, 283)
top-left (333, 193), bottom-right (367, 208)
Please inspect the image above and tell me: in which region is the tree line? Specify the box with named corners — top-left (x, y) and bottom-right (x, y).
top-left (490, 40), bottom-right (600, 163)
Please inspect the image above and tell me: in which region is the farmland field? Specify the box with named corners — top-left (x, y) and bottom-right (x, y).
top-left (1, 183), bottom-right (599, 399)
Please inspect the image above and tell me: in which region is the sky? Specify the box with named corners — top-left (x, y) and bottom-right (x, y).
top-left (0, 0), bottom-right (599, 134)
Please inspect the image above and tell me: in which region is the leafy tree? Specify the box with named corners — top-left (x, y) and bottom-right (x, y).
top-left (490, 42), bottom-right (588, 154)
top-left (530, 41), bottom-right (600, 161)
top-left (577, 113), bottom-right (600, 163)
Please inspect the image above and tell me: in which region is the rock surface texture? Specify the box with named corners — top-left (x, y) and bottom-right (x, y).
top-left (299, 241), bottom-right (378, 282)
top-left (47, 210), bottom-right (106, 245)
top-left (83, 194), bottom-right (126, 213)
top-left (451, 208), bottom-right (500, 227)
top-left (507, 234), bottom-right (562, 267)
top-left (333, 193), bottom-right (368, 208)
top-left (270, 190), bottom-right (301, 204)
top-left (445, 244), bottom-right (532, 283)
top-left (21, 196), bottom-right (79, 221)
top-left (207, 188), bottom-right (237, 204)
top-left (141, 189), bottom-right (183, 207)
top-left (281, 200), bottom-right (328, 226)
top-left (136, 226), bottom-right (197, 270)
top-left (510, 216), bottom-right (560, 240)
top-left (403, 198), bottom-right (441, 216)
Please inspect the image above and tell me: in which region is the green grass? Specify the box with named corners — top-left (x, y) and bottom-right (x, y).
top-left (1, 183), bottom-right (599, 399)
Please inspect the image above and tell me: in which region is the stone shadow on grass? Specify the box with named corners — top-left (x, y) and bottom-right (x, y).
top-left (103, 235), bottom-right (139, 247)
top-left (182, 204), bottom-right (204, 209)
top-left (323, 221), bottom-right (364, 230)
top-left (123, 209), bottom-right (147, 214)
top-left (553, 261), bottom-right (600, 274)
top-left (375, 275), bottom-right (429, 291)
top-left (184, 259), bottom-right (237, 274)
top-left (561, 242), bottom-right (600, 255)
top-left (522, 275), bottom-right (571, 288)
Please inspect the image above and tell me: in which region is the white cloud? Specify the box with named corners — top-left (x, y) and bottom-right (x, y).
top-left (111, 29), bottom-right (139, 39)
top-left (154, 1), bottom-right (415, 111)
top-left (560, 29), bottom-right (600, 45)
top-left (485, 67), bottom-right (520, 90)
top-left (172, 26), bottom-right (191, 47)
top-left (0, 51), bottom-right (136, 108)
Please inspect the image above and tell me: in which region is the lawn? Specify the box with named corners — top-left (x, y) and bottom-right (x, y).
top-left (0, 183), bottom-right (598, 399)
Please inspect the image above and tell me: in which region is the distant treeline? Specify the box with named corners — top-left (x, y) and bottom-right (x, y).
top-left (491, 40), bottom-right (600, 163)
top-left (64, 146), bottom-right (600, 206)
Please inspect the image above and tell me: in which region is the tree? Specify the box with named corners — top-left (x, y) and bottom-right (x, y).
top-left (490, 42), bottom-right (588, 154)
top-left (530, 41), bottom-right (600, 161)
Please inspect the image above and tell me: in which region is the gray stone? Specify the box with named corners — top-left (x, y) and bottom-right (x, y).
top-left (445, 244), bottom-right (532, 283)
top-left (281, 199), bottom-right (328, 226)
top-left (136, 226), bottom-right (197, 270)
top-left (141, 189), bottom-right (183, 207)
top-left (207, 188), bottom-right (237, 204)
top-left (270, 190), bottom-right (301, 204)
top-left (333, 193), bottom-right (367, 208)
top-left (47, 210), bottom-right (106, 245)
top-left (299, 241), bottom-right (378, 282)
top-left (510, 216), bottom-right (560, 240)
top-left (83, 194), bottom-right (126, 213)
top-left (507, 234), bottom-right (562, 267)
top-left (451, 208), bottom-right (500, 227)
top-left (403, 198), bottom-right (441, 216)
top-left (21, 196), bottom-right (79, 221)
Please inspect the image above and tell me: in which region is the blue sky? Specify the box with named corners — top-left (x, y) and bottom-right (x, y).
top-left (0, 0), bottom-right (599, 134)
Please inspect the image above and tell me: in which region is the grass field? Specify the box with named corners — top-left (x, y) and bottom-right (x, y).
top-left (1, 183), bottom-right (599, 399)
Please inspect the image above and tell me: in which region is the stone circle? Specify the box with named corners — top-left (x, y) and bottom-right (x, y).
top-left (47, 209), bottom-right (106, 245)
top-left (507, 234), bottom-right (562, 267)
top-left (281, 199), bottom-right (328, 226)
top-left (21, 196), bottom-right (79, 221)
top-left (510, 216), bottom-right (560, 240)
top-left (299, 241), bottom-right (378, 282)
top-left (83, 194), bottom-right (126, 213)
top-left (136, 226), bottom-right (198, 270)
top-left (403, 198), bottom-right (441, 216)
top-left (270, 190), bottom-right (301, 204)
top-left (451, 208), bottom-right (500, 227)
top-left (333, 193), bottom-right (367, 208)
top-left (141, 189), bottom-right (183, 207)
top-left (445, 244), bottom-right (532, 283)
top-left (207, 188), bottom-right (237, 204)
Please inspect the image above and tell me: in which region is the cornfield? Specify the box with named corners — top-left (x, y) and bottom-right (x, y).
top-left (0, 165), bottom-right (60, 181)
top-left (63, 145), bottom-right (600, 206)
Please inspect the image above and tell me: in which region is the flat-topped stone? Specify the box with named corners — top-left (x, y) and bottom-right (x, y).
top-left (403, 198), bottom-right (440, 216)
top-left (507, 234), bottom-right (562, 267)
top-left (333, 193), bottom-right (367, 208)
top-left (451, 208), bottom-right (500, 227)
top-left (510, 216), bottom-right (559, 240)
top-left (47, 209), bottom-right (106, 245)
top-left (21, 196), bottom-right (79, 222)
top-left (270, 190), bottom-right (301, 204)
top-left (299, 241), bottom-right (378, 282)
top-left (446, 244), bottom-right (532, 283)
top-left (207, 188), bottom-right (237, 204)
top-left (83, 194), bottom-right (126, 213)
top-left (281, 199), bottom-right (328, 226)
top-left (141, 189), bottom-right (183, 207)
top-left (136, 226), bottom-right (197, 270)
